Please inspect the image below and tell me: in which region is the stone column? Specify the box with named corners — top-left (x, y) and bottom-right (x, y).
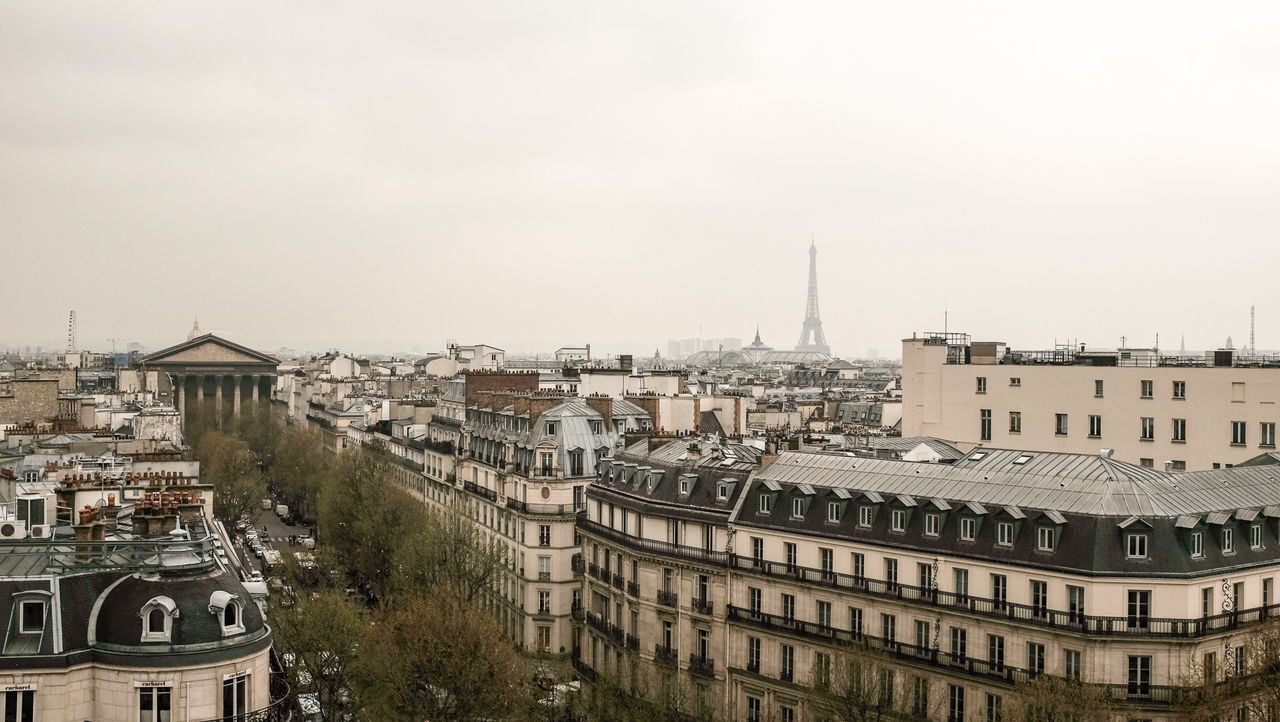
top-left (196, 374), bottom-right (205, 401)
top-left (250, 375), bottom-right (260, 402)
top-left (175, 375), bottom-right (186, 419)
top-left (215, 375), bottom-right (224, 424)
top-left (232, 375), bottom-right (242, 417)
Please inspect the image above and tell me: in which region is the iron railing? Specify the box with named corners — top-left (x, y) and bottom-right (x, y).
top-left (655, 644), bottom-right (679, 667)
top-left (689, 654), bottom-right (715, 678)
top-left (577, 517), bottom-right (729, 566)
top-left (657, 590), bottom-right (679, 608)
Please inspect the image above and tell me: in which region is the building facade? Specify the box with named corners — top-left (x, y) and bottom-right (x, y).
top-left (903, 333), bottom-right (1280, 471)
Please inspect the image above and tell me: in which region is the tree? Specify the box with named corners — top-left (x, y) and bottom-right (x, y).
top-left (195, 431), bottom-right (266, 523)
top-left (354, 587), bottom-right (529, 721)
top-left (1178, 619), bottom-right (1280, 721)
top-left (318, 447), bottom-right (428, 601)
top-left (389, 501), bottom-right (507, 602)
top-left (814, 642), bottom-right (914, 722)
top-left (270, 425), bottom-right (329, 525)
top-left (271, 589), bottom-right (365, 719)
top-left (1005, 674), bottom-right (1115, 721)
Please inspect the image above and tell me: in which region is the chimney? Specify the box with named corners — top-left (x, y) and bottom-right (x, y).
top-left (1164, 460), bottom-right (1174, 472)
top-left (1099, 448), bottom-right (1114, 459)
top-left (619, 354), bottom-right (633, 372)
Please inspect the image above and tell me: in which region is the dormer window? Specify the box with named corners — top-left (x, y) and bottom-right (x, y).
top-left (20, 601), bottom-right (44, 634)
top-left (1127, 533), bottom-right (1149, 559)
top-left (546, 422), bottom-right (557, 435)
top-left (209, 591), bottom-right (245, 637)
top-left (759, 494), bottom-right (773, 514)
top-left (891, 509), bottom-right (907, 532)
top-left (960, 517), bottom-right (976, 541)
top-left (826, 501), bottom-right (843, 523)
top-left (996, 522), bottom-right (1014, 546)
top-left (924, 513), bottom-right (940, 536)
top-left (1222, 528), bottom-right (1235, 554)
top-left (1191, 531), bottom-right (1204, 558)
top-left (791, 497), bottom-right (805, 518)
top-left (679, 477), bottom-right (690, 495)
top-left (140, 596), bottom-right (178, 643)
top-left (717, 484), bottom-right (728, 501)
top-left (1037, 527), bottom-right (1055, 551)
top-left (858, 506), bottom-right (873, 527)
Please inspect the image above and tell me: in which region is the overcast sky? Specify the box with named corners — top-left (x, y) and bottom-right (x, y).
top-left (3, 2), bottom-right (1279, 359)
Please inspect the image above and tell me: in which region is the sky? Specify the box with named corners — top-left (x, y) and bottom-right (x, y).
top-left (3, 2), bottom-right (1280, 359)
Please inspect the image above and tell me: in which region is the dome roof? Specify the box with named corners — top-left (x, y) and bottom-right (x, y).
top-left (94, 569), bottom-right (265, 649)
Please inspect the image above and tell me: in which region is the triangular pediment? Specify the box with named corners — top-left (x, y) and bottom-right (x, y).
top-left (143, 334), bottom-right (278, 366)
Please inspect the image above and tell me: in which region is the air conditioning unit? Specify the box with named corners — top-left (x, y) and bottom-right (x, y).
top-left (0, 521), bottom-right (27, 540)
top-left (28, 524), bottom-right (50, 539)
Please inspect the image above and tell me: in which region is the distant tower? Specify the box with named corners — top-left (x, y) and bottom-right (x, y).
top-left (187, 315), bottom-right (203, 341)
top-left (1251, 305), bottom-right (1256, 354)
top-left (795, 241), bottom-right (831, 355)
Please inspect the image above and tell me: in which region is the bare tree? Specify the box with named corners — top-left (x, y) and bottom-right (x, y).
top-left (814, 642), bottom-right (913, 722)
top-left (1005, 674), bottom-right (1115, 721)
top-left (1178, 619), bottom-right (1280, 721)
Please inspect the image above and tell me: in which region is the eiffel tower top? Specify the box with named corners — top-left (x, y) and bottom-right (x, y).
top-left (795, 242), bottom-right (831, 355)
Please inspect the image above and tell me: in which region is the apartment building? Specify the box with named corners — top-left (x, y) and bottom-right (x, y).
top-left (903, 333), bottom-right (1280, 471)
top-left (575, 436), bottom-right (759, 718)
top-left (408, 384), bottom-right (651, 659)
top-left (575, 443), bottom-right (1280, 721)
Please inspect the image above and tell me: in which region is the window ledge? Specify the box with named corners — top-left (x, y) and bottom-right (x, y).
top-left (1139, 438), bottom-right (1154, 443)
top-left (1087, 435), bottom-right (1101, 439)
top-left (1171, 440), bottom-right (1186, 445)
top-left (1231, 443), bottom-right (1247, 448)
top-left (1261, 444), bottom-right (1277, 450)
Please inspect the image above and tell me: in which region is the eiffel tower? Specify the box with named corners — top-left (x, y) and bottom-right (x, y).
top-left (794, 241), bottom-right (831, 355)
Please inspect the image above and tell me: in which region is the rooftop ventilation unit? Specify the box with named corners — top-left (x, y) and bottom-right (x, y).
top-left (0, 520), bottom-right (27, 540)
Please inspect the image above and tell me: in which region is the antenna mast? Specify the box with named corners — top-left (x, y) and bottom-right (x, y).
top-left (1251, 305), bottom-right (1256, 354)
top-left (66, 310), bottom-right (77, 354)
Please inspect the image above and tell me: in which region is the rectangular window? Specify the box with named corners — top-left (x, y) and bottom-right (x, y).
top-left (1036, 526), bottom-right (1054, 551)
top-left (1055, 413), bottom-right (1068, 436)
top-left (748, 587), bottom-right (762, 614)
top-left (820, 547), bottom-right (834, 577)
top-left (1191, 531), bottom-right (1204, 558)
top-left (791, 497), bottom-right (804, 518)
top-left (780, 643), bottom-right (795, 681)
top-left (891, 509), bottom-right (907, 531)
top-left (1252, 524), bottom-right (1263, 550)
top-left (747, 697), bottom-right (761, 722)
top-left (222, 675), bottom-right (248, 721)
top-left (139, 687), bottom-right (172, 722)
top-left (1140, 417), bottom-right (1154, 440)
top-left (1128, 655), bottom-right (1152, 697)
top-left (1127, 590), bottom-right (1151, 629)
top-left (1232, 421), bottom-right (1247, 445)
top-left (915, 619), bottom-right (930, 650)
top-left (1263, 422), bottom-right (1277, 447)
top-left (1009, 411), bottom-right (1021, 433)
top-left (986, 693), bottom-right (1002, 722)
top-left (3, 690), bottom-right (35, 722)
top-left (537, 625), bottom-right (551, 651)
top-left (980, 409), bottom-right (992, 441)
top-left (1223, 528), bottom-right (1235, 554)
top-left (817, 600), bottom-right (832, 629)
top-left (537, 590), bottom-right (550, 613)
top-left (858, 505), bottom-right (874, 527)
top-left (882, 613), bottom-right (896, 644)
top-left (850, 606), bottom-right (864, 638)
top-left (1141, 379), bottom-right (1153, 398)
top-left (758, 494), bottom-right (773, 513)
top-left (1172, 418), bottom-right (1187, 442)
top-left (1088, 414), bottom-right (1102, 437)
top-left (954, 568), bottom-right (969, 601)
top-left (925, 513), bottom-right (940, 536)
top-left (960, 517), bottom-right (976, 541)
top-left (826, 501), bottom-right (842, 523)
top-left (1064, 649), bottom-right (1082, 680)
top-left (885, 558), bottom-right (898, 589)
top-left (1127, 533), bottom-right (1148, 559)
top-left (19, 601), bottom-right (43, 633)
top-left (781, 593), bottom-right (795, 621)
top-left (1202, 587), bottom-right (1213, 617)
top-left (1264, 578), bottom-right (1272, 608)
top-left (996, 521), bottom-right (1013, 546)
top-left (1095, 379), bottom-right (1104, 397)
top-left (784, 542), bottom-right (797, 571)
top-left (988, 634), bottom-right (1005, 672)
top-left (852, 552), bottom-right (865, 581)
top-left (976, 377), bottom-right (987, 393)
top-left (1031, 580), bottom-right (1048, 617)
top-left (949, 685), bottom-right (966, 722)
top-left (991, 574), bottom-right (1007, 611)
top-left (1027, 642), bottom-right (1045, 675)
top-left (751, 537), bottom-right (763, 563)
top-left (539, 524), bottom-right (551, 546)
top-left (919, 562), bottom-right (934, 591)
top-left (1140, 457), bottom-right (1154, 467)
top-left (1010, 377), bottom-right (1021, 387)
top-left (951, 626), bottom-right (968, 662)
top-left (1173, 380), bottom-right (1186, 399)
top-left (747, 636), bottom-right (761, 671)
top-left (913, 676), bottom-right (929, 716)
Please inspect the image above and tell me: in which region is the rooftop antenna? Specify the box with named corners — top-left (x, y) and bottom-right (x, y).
top-left (66, 310), bottom-right (77, 354)
top-left (1251, 305), bottom-right (1256, 354)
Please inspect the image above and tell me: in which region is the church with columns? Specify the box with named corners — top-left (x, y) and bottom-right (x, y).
top-left (141, 333), bottom-right (279, 425)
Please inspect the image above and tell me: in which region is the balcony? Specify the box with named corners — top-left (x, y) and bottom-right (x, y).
top-left (611, 573), bottom-right (624, 591)
top-left (726, 605), bottom-right (1181, 704)
top-left (571, 554), bottom-right (585, 576)
top-left (585, 611), bottom-right (625, 645)
top-left (691, 597), bottom-right (714, 616)
top-left (657, 590), bottom-right (679, 608)
top-left (730, 556), bottom-right (1280, 640)
top-left (571, 655), bottom-right (598, 682)
top-left (626, 581), bottom-right (640, 598)
top-left (626, 634), bottom-right (639, 651)
top-left (577, 516), bottom-right (728, 567)
top-left (571, 605), bottom-right (584, 622)
top-left (462, 480), bottom-right (497, 502)
top-left (655, 644), bottom-right (679, 667)
top-left (538, 571), bottom-right (551, 582)
top-left (689, 654), bottom-right (715, 678)
top-left (506, 498), bottom-right (581, 516)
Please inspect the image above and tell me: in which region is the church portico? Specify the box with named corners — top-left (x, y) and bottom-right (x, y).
top-left (142, 335), bottom-right (279, 427)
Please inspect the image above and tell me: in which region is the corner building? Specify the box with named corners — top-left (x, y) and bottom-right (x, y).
top-left (577, 443), bottom-right (1280, 721)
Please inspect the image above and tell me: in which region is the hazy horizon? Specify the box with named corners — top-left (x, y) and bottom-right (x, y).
top-left (4, 2), bottom-right (1279, 358)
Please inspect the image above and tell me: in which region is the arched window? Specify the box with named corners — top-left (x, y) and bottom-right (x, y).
top-left (209, 591), bottom-right (245, 636)
top-left (223, 602), bottom-right (238, 628)
top-left (139, 596), bottom-right (178, 643)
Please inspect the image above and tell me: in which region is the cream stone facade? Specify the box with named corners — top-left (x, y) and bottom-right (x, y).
top-left (903, 334), bottom-right (1280, 471)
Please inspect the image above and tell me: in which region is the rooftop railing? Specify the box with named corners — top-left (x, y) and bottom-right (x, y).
top-left (577, 516), bottom-right (729, 567)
